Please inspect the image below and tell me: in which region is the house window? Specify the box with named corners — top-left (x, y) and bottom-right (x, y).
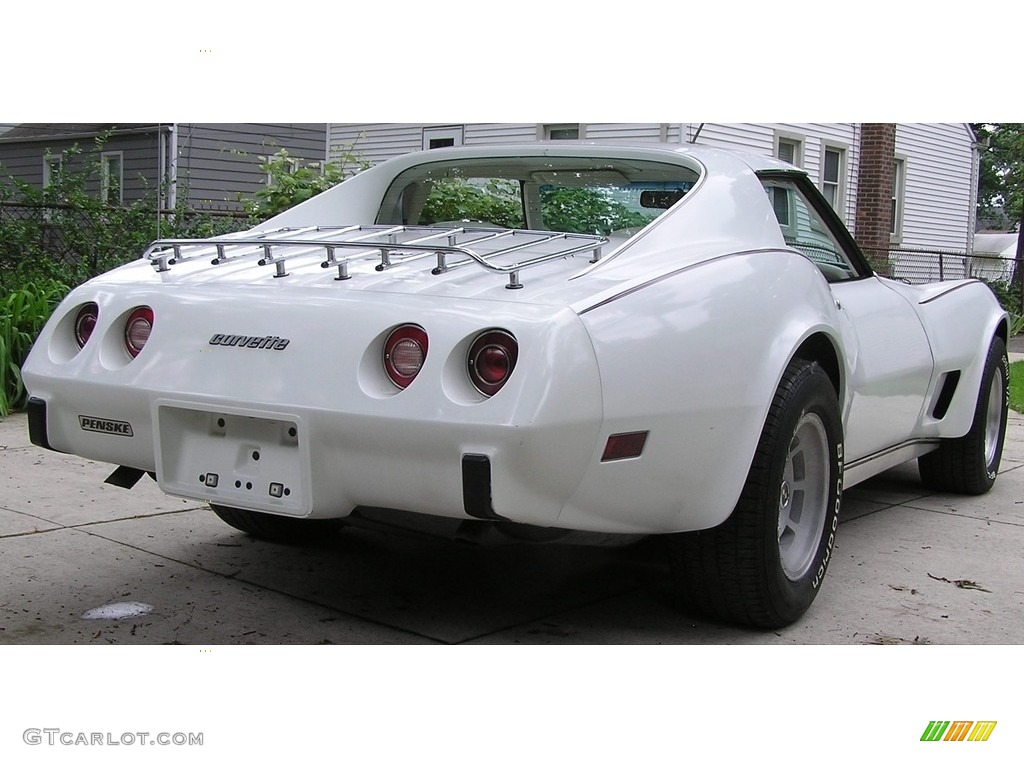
top-left (891, 156), bottom-right (906, 243)
top-left (267, 154), bottom-right (299, 184)
top-left (422, 125), bottom-right (464, 150)
top-left (820, 145), bottom-right (846, 211)
top-left (100, 151), bottom-right (123, 205)
top-left (775, 134), bottom-right (803, 167)
top-left (42, 152), bottom-right (62, 187)
top-left (541, 124), bottom-right (583, 140)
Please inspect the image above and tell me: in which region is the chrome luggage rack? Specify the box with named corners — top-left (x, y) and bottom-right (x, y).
top-left (142, 224), bottom-right (608, 289)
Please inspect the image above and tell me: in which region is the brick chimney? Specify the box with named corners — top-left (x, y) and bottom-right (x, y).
top-left (854, 123), bottom-right (897, 271)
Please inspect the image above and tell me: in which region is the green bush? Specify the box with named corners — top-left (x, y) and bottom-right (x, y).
top-left (0, 280), bottom-right (68, 418)
top-left (539, 187), bottom-right (655, 235)
top-left (240, 147), bottom-right (368, 219)
top-left (0, 137), bottom-right (260, 415)
top-left (418, 178), bottom-right (657, 235)
top-left (0, 141), bottom-right (252, 293)
top-left (420, 178), bottom-right (525, 228)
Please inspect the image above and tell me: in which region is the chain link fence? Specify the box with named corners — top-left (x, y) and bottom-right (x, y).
top-left (850, 246), bottom-right (1018, 286)
top-left (0, 201), bottom-right (254, 289)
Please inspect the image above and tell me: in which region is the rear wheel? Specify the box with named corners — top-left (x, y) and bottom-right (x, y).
top-left (918, 336), bottom-right (1008, 494)
top-left (210, 504), bottom-right (344, 544)
top-left (668, 359), bottom-right (843, 628)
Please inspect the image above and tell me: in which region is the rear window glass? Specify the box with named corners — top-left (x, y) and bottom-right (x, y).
top-left (378, 157), bottom-right (700, 236)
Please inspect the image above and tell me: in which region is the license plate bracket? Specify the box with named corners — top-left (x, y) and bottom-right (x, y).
top-left (154, 401), bottom-right (310, 516)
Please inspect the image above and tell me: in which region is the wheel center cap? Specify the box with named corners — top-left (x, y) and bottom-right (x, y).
top-left (779, 481), bottom-right (792, 511)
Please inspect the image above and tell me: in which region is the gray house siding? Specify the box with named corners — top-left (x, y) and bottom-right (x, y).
top-left (0, 123), bottom-right (328, 212)
top-left (176, 123), bottom-right (327, 211)
top-left (0, 127), bottom-right (163, 204)
top-left (329, 124), bottom-right (428, 166)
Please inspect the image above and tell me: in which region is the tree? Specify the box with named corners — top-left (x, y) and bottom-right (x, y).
top-left (974, 123), bottom-right (1024, 310)
top-left (975, 123), bottom-right (1024, 228)
top-left (240, 146), bottom-right (369, 219)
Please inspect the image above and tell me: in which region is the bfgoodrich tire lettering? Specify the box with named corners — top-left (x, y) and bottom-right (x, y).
top-left (211, 504), bottom-right (344, 543)
top-left (918, 335), bottom-right (1009, 495)
top-left (669, 359), bottom-right (844, 629)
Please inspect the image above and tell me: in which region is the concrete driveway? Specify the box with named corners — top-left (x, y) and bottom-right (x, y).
top-left (2, 407), bottom-right (1023, 645)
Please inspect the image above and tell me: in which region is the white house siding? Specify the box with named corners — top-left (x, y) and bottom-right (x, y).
top-left (686, 123), bottom-right (861, 229)
top-left (331, 124), bottom-right (671, 158)
top-left (685, 123), bottom-right (773, 154)
top-left (330, 123), bottom-right (540, 161)
top-left (465, 124), bottom-right (538, 145)
top-left (327, 123), bottom-right (974, 255)
top-left (331, 124), bottom-right (424, 167)
top-left (895, 123), bottom-right (976, 252)
top-left (585, 123), bottom-right (666, 142)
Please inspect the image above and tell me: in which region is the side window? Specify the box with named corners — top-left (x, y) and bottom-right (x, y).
top-left (764, 179), bottom-right (860, 282)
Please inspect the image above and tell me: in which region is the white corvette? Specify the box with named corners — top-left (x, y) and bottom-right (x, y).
top-left (22, 143), bottom-right (1009, 628)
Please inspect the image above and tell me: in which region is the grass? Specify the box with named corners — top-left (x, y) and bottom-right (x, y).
top-left (1011, 361), bottom-right (1024, 413)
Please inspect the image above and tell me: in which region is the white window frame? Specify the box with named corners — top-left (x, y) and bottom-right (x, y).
top-left (539, 123), bottom-right (585, 141)
top-left (891, 154), bottom-right (907, 244)
top-left (100, 151), bottom-right (124, 205)
top-left (42, 152), bottom-right (62, 187)
top-left (422, 125), bottom-right (465, 150)
top-left (819, 142), bottom-right (848, 214)
top-left (774, 131), bottom-right (804, 168)
top-left (266, 155), bottom-right (299, 185)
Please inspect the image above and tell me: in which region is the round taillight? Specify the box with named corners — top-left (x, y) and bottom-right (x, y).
top-left (468, 330), bottom-right (518, 396)
top-left (383, 324), bottom-right (428, 389)
top-left (124, 306), bottom-right (154, 358)
top-left (74, 303), bottom-right (99, 348)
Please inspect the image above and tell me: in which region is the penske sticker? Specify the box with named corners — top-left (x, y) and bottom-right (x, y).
top-left (79, 416), bottom-right (134, 437)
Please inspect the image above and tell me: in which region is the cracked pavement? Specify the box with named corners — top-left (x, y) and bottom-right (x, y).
top-left (2, 406), bottom-right (1023, 645)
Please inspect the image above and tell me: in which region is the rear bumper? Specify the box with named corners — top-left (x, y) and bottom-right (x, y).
top-left (25, 386), bottom-right (606, 529)
top-left (26, 382), bottom-right (758, 535)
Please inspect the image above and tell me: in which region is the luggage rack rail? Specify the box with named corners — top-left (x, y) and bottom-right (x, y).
top-left (142, 225), bottom-right (608, 289)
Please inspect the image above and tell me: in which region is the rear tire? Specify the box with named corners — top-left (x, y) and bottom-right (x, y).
top-left (918, 336), bottom-right (1008, 495)
top-left (668, 359), bottom-right (843, 628)
top-left (210, 504), bottom-right (344, 544)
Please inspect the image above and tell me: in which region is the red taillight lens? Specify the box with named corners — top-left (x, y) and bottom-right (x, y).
top-left (383, 324), bottom-right (428, 389)
top-left (468, 330), bottom-right (518, 396)
top-left (74, 303), bottom-right (99, 348)
top-left (124, 306), bottom-right (154, 358)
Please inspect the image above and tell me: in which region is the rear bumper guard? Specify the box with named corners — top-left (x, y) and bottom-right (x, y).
top-left (462, 454), bottom-right (506, 521)
top-left (27, 397), bottom-right (52, 451)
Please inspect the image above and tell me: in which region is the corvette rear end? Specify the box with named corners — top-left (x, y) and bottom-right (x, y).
top-left (21, 142), bottom-right (1009, 628)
